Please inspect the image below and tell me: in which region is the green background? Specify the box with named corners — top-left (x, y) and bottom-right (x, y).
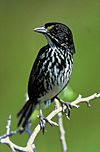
top-left (0, 0), bottom-right (100, 151)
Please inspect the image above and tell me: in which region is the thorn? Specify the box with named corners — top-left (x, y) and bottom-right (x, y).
top-left (87, 102), bottom-right (91, 107)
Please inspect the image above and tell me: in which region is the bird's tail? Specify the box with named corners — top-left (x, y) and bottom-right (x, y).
top-left (17, 100), bottom-right (36, 130)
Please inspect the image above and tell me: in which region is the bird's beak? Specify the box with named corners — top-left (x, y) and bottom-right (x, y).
top-left (34, 26), bottom-right (47, 33)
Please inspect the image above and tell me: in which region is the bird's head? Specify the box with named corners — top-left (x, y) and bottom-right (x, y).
top-left (34, 22), bottom-right (75, 54)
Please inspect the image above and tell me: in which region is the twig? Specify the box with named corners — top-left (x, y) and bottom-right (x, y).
top-left (0, 93), bottom-right (100, 152)
top-left (71, 93), bottom-right (100, 107)
top-left (0, 116), bottom-right (36, 152)
top-left (55, 99), bottom-right (67, 152)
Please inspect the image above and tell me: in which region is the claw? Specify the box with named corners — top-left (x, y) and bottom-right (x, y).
top-left (39, 115), bottom-right (46, 134)
top-left (39, 115), bottom-right (58, 134)
top-left (56, 97), bottom-right (73, 119)
top-left (61, 102), bottom-right (72, 118)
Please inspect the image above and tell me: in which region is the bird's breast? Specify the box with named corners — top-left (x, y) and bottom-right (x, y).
top-left (33, 46), bottom-right (73, 103)
top-left (38, 56), bottom-right (72, 102)
top-left (38, 79), bottom-right (67, 102)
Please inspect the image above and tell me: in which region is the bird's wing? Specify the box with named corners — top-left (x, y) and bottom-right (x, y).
top-left (28, 45), bottom-right (49, 100)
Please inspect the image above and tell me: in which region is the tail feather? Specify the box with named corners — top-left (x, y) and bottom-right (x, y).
top-left (17, 100), bottom-right (36, 129)
top-left (22, 104), bottom-right (33, 128)
top-left (17, 100), bottom-right (30, 119)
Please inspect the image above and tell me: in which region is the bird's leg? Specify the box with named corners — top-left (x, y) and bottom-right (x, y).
top-left (56, 96), bottom-right (74, 119)
top-left (38, 102), bottom-right (57, 133)
top-left (38, 102), bottom-right (46, 133)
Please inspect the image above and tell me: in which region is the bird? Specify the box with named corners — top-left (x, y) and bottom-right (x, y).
top-left (17, 22), bottom-right (75, 132)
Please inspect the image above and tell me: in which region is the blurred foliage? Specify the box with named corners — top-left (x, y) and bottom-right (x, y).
top-left (0, 0), bottom-right (100, 152)
top-left (59, 85), bottom-right (76, 101)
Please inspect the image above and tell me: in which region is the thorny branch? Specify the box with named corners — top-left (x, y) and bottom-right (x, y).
top-left (0, 93), bottom-right (100, 152)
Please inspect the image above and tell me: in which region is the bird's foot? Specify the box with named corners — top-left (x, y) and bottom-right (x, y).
top-left (39, 115), bottom-right (46, 134)
top-left (56, 97), bottom-right (74, 119)
top-left (61, 101), bottom-right (73, 119)
top-left (39, 115), bottom-right (58, 134)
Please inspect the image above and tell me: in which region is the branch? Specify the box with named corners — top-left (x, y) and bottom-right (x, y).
top-left (0, 116), bottom-right (36, 152)
top-left (71, 93), bottom-right (100, 107)
top-left (55, 100), bottom-right (67, 152)
top-left (0, 93), bottom-right (100, 152)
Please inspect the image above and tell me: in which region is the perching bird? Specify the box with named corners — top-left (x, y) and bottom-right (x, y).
top-left (17, 22), bottom-right (75, 131)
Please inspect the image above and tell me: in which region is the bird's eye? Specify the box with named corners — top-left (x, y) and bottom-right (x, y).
top-left (47, 25), bottom-right (54, 31)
